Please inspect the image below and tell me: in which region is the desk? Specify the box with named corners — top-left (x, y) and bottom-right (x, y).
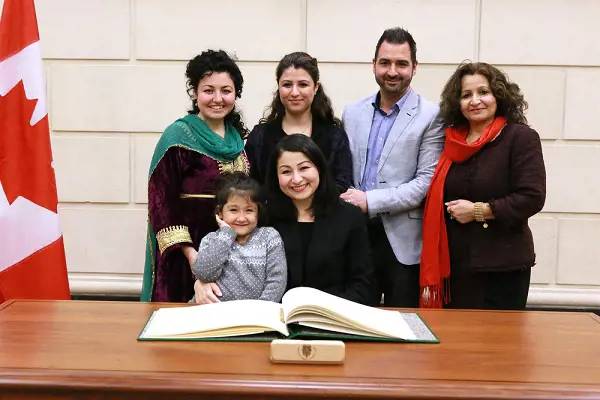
top-left (0, 300), bottom-right (599, 400)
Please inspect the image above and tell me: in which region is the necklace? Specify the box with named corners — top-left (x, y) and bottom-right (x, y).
top-left (466, 132), bottom-right (480, 144)
top-left (299, 122), bottom-right (311, 134)
top-left (283, 117), bottom-right (312, 135)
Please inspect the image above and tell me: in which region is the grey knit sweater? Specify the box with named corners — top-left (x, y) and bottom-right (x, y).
top-left (192, 226), bottom-right (287, 302)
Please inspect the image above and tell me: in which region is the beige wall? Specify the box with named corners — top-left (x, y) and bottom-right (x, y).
top-left (4, 0), bottom-right (600, 306)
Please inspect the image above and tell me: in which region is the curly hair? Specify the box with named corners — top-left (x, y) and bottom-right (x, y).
top-left (439, 62), bottom-right (528, 128)
top-left (261, 52), bottom-right (340, 126)
top-left (185, 49), bottom-right (248, 138)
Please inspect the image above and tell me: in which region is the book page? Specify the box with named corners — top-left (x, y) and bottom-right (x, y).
top-left (288, 315), bottom-right (385, 336)
top-left (297, 321), bottom-right (388, 337)
top-left (141, 299), bottom-right (289, 339)
top-left (282, 287), bottom-right (416, 340)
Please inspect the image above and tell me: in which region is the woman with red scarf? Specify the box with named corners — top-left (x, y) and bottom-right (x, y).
top-left (420, 63), bottom-right (546, 310)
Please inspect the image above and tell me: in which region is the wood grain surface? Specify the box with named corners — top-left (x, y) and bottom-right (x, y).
top-left (1, 300), bottom-right (599, 399)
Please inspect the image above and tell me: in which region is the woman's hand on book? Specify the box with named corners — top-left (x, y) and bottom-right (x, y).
top-left (193, 280), bottom-right (222, 304)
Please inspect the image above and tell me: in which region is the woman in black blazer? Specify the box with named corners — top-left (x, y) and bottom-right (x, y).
top-left (265, 134), bottom-right (379, 306)
top-left (245, 52), bottom-right (353, 193)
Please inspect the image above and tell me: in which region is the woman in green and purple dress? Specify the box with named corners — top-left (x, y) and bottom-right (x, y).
top-left (141, 50), bottom-right (249, 303)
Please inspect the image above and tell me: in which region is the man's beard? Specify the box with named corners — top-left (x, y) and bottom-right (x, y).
top-left (376, 76), bottom-right (411, 95)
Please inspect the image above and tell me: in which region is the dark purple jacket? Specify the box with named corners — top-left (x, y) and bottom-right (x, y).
top-left (444, 123), bottom-right (546, 272)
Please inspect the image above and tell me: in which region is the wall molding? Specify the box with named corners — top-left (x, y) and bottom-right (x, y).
top-left (69, 274), bottom-right (142, 296)
top-left (68, 274), bottom-right (600, 308)
top-left (527, 286), bottom-right (600, 308)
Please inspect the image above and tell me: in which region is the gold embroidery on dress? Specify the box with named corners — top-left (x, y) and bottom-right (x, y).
top-left (218, 153), bottom-right (250, 176)
top-left (179, 193), bottom-right (216, 199)
top-left (156, 225), bottom-right (192, 254)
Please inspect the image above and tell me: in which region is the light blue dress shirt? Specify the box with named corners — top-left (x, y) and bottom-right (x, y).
top-left (360, 88), bottom-right (412, 191)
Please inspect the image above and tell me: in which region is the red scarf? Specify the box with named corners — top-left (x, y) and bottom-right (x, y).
top-left (419, 117), bottom-right (507, 308)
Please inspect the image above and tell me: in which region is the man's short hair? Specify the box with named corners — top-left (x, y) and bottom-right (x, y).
top-left (374, 27), bottom-right (417, 65)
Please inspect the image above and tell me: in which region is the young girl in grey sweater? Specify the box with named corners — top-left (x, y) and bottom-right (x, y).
top-left (191, 173), bottom-right (287, 303)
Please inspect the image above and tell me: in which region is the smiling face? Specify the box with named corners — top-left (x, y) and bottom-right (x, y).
top-left (373, 41), bottom-right (417, 99)
top-left (278, 67), bottom-right (319, 116)
top-left (459, 73), bottom-right (497, 126)
top-left (219, 194), bottom-right (258, 244)
top-left (277, 150), bottom-right (320, 207)
top-left (195, 72), bottom-right (236, 124)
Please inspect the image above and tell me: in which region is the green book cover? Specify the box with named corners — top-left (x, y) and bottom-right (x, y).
top-left (137, 310), bottom-right (440, 344)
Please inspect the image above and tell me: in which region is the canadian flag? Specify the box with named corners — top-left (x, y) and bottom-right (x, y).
top-left (0, 0), bottom-right (70, 302)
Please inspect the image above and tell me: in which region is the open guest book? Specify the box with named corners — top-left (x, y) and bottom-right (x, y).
top-left (138, 287), bottom-right (439, 343)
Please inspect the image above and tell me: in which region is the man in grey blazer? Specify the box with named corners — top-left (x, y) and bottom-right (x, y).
top-left (341, 27), bottom-right (444, 307)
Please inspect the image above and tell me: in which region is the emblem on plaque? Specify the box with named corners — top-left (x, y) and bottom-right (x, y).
top-left (298, 343), bottom-right (316, 360)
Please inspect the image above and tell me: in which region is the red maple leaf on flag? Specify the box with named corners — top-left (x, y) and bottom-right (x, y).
top-left (0, 80), bottom-right (58, 213)
top-left (0, 0), bottom-right (70, 303)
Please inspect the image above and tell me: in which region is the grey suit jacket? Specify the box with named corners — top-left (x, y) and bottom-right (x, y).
top-left (342, 90), bottom-right (444, 265)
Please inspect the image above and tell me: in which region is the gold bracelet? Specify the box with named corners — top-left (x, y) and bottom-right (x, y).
top-left (473, 202), bottom-right (489, 228)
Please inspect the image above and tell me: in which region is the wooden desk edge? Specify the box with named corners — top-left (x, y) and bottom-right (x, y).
top-left (1, 369), bottom-right (600, 400)
top-left (0, 299), bottom-right (16, 312)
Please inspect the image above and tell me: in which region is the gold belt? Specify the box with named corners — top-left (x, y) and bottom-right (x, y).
top-left (179, 193), bottom-right (216, 199)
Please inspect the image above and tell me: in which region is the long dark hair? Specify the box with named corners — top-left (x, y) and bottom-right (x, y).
top-left (265, 134), bottom-right (340, 221)
top-left (185, 49), bottom-right (248, 139)
top-left (261, 52), bottom-right (340, 126)
top-left (439, 61), bottom-right (528, 128)
top-left (214, 172), bottom-right (267, 227)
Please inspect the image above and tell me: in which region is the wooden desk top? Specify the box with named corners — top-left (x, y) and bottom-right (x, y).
top-left (1, 300), bottom-right (599, 400)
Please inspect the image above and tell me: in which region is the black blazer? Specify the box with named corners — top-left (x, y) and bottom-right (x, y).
top-left (272, 201), bottom-right (379, 306)
top-left (245, 119), bottom-right (353, 192)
